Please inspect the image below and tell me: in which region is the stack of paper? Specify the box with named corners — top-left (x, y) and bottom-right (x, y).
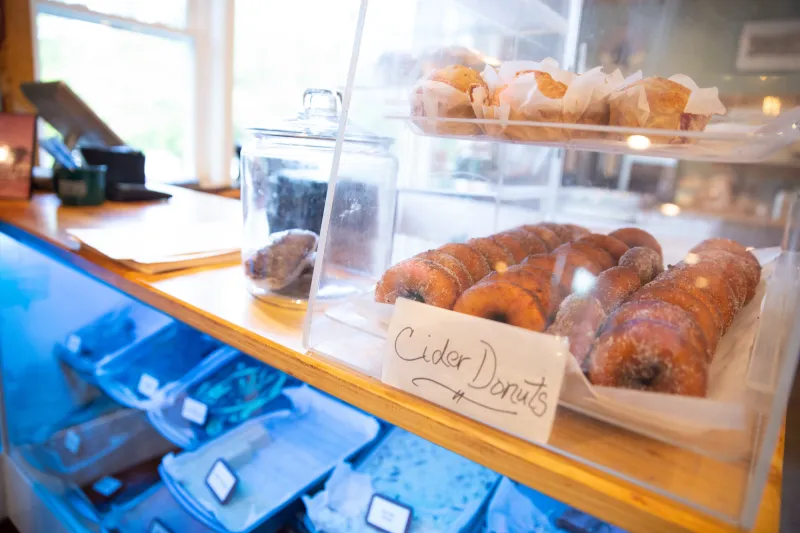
top-left (67, 222), bottom-right (241, 274)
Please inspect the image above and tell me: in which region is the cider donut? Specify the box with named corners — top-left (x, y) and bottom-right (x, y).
top-left (608, 227), bottom-right (663, 258)
top-left (551, 247), bottom-right (603, 292)
top-left (563, 223), bottom-right (591, 241)
top-left (376, 258), bottom-right (461, 308)
top-left (467, 238), bottom-right (516, 271)
top-left (522, 225), bottom-right (562, 251)
top-left (557, 242), bottom-right (615, 271)
top-left (693, 249), bottom-right (760, 304)
top-left (588, 320), bottom-right (708, 396)
top-left (438, 243), bottom-right (492, 283)
top-left (629, 285), bottom-right (720, 353)
top-left (539, 223), bottom-right (573, 243)
top-left (690, 238), bottom-right (759, 270)
top-left (592, 266), bottom-right (641, 313)
top-left (618, 246), bottom-right (663, 285)
top-left (506, 228), bottom-right (548, 256)
top-left (548, 294), bottom-right (606, 366)
top-left (601, 300), bottom-right (710, 362)
top-left (416, 250), bottom-right (473, 293)
top-left (453, 281), bottom-right (547, 332)
top-left (576, 234), bottom-right (629, 263)
top-left (490, 233), bottom-right (530, 263)
top-left (482, 266), bottom-right (560, 319)
top-left (659, 262), bottom-right (741, 330)
top-left (520, 254), bottom-right (557, 274)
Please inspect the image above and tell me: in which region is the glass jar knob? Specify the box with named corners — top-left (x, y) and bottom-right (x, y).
top-left (302, 88), bottom-right (342, 118)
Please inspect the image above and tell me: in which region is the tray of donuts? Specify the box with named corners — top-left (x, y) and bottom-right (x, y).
top-left (403, 58), bottom-right (800, 162)
top-left (368, 224), bottom-right (782, 452)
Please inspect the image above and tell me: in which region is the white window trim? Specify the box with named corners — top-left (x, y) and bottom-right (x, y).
top-left (29, 0), bottom-right (235, 188)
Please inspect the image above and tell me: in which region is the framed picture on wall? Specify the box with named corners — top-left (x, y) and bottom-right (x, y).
top-left (737, 20), bottom-right (800, 72)
top-left (0, 113), bottom-right (37, 200)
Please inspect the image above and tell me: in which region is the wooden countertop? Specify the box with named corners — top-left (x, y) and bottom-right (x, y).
top-left (0, 187), bottom-right (782, 533)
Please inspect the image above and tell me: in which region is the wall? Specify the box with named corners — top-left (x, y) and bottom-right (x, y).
top-left (0, 0), bottom-right (35, 112)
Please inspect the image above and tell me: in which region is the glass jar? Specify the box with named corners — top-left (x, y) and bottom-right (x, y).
top-left (241, 88), bottom-right (396, 308)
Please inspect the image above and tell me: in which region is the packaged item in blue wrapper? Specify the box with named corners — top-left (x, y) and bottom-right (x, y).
top-left (160, 385), bottom-right (380, 533)
top-left (94, 323), bottom-right (220, 410)
top-left (302, 427), bottom-right (500, 533)
top-left (148, 347), bottom-right (298, 449)
top-left (55, 303), bottom-right (173, 383)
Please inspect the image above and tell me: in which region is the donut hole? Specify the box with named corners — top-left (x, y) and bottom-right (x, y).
top-left (627, 361), bottom-right (664, 389)
top-left (488, 312), bottom-right (509, 324)
top-left (403, 291), bottom-right (426, 303)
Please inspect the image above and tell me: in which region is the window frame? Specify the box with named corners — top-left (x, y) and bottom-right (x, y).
top-left (29, 0), bottom-right (234, 188)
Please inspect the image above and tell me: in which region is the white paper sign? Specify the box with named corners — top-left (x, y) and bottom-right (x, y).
top-left (137, 373), bottom-right (160, 397)
top-left (382, 299), bottom-right (568, 444)
top-left (181, 397), bottom-right (209, 426)
top-left (92, 476), bottom-right (122, 497)
top-left (366, 494), bottom-right (412, 533)
top-left (66, 334), bottom-right (82, 354)
top-left (64, 429), bottom-right (81, 454)
top-left (206, 459), bottom-right (237, 504)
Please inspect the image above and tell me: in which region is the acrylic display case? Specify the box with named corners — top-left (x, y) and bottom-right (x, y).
top-left (303, 0), bottom-right (800, 529)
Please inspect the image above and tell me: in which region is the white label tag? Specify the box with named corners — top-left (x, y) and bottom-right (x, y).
top-left (149, 519), bottom-right (172, 533)
top-left (64, 429), bottom-right (81, 454)
top-left (66, 334), bottom-right (82, 354)
top-left (137, 373), bottom-right (160, 397)
top-left (181, 397), bottom-right (209, 426)
top-left (382, 299), bottom-right (568, 444)
top-left (366, 494), bottom-right (412, 533)
top-left (92, 476), bottom-right (122, 497)
top-left (206, 459), bottom-right (237, 504)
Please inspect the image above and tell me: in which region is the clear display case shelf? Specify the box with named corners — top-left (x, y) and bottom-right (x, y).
top-left (0, 187), bottom-right (782, 533)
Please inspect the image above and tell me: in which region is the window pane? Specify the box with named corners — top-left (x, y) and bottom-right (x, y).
top-left (48, 0), bottom-right (187, 28)
top-left (232, 0), bottom-right (361, 141)
top-left (36, 13), bottom-right (194, 183)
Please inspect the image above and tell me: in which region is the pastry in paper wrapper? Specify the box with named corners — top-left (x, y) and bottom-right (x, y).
top-left (562, 68), bottom-right (641, 139)
top-left (609, 74), bottom-right (726, 144)
top-left (411, 65), bottom-right (486, 136)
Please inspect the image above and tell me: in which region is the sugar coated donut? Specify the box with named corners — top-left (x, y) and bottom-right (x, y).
top-left (592, 266), bottom-right (641, 313)
top-left (576, 234), bottom-right (629, 263)
top-left (416, 250), bottom-right (473, 293)
top-left (588, 320), bottom-right (708, 396)
top-left (467, 237), bottom-right (516, 271)
top-left (438, 243), bottom-right (492, 283)
top-left (522, 225), bottom-right (562, 251)
top-left (483, 266), bottom-right (560, 319)
top-left (520, 254), bottom-right (557, 273)
top-left (659, 262), bottom-right (741, 330)
top-left (608, 227), bottom-right (663, 258)
top-left (490, 233), bottom-right (530, 263)
top-left (551, 247), bottom-right (603, 292)
top-left (629, 285), bottom-right (720, 353)
top-left (539, 223), bottom-right (573, 243)
top-left (693, 249), bottom-right (760, 304)
top-left (376, 258), bottom-right (461, 308)
top-left (557, 242), bottom-right (615, 271)
top-left (548, 294), bottom-right (606, 366)
top-left (690, 238), bottom-right (759, 269)
top-left (619, 246), bottom-right (663, 285)
top-left (453, 281), bottom-right (547, 331)
top-left (506, 228), bottom-right (548, 256)
top-left (602, 300), bottom-right (710, 362)
top-left (563, 223), bottom-right (591, 241)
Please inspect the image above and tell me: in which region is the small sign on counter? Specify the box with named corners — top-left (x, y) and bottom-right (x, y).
top-left (66, 334), bottom-right (82, 354)
top-left (181, 397), bottom-right (209, 426)
top-left (92, 476), bottom-right (122, 497)
top-left (206, 459), bottom-right (238, 504)
top-left (366, 494), bottom-right (412, 533)
top-left (137, 373), bottom-right (160, 398)
top-left (64, 429), bottom-right (81, 454)
top-left (382, 298), bottom-right (568, 444)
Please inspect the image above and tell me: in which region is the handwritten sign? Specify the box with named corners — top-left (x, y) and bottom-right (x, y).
top-left (137, 373), bottom-right (160, 398)
top-left (382, 299), bottom-right (568, 444)
top-left (366, 494), bottom-right (412, 533)
top-left (65, 334), bottom-right (82, 354)
top-left (181, 397), bottom-right (209, 426)
top-left (92, 476), bottom-right (122, 497)
top-left (206, 459), bottom-right (237, 504)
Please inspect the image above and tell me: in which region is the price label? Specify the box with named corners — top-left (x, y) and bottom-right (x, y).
top-left (149, 519), bottom-right (173, 533)
top-left (181, 397), bottom-right (209, 426)
top-left (137, 373), bottom-right (160, 398)
top-left (66, 334), bottom-right (82, 354)
top-left (92, 476), bottom-right (122, 497)
top-left (382, 299), bottom-right (568, 444)
top-left (205, 459), bottom-right (237, 504)
top-left (366, 494), bottom-right (412, 533)
top-left (64, 429), bottom-right (81, 454)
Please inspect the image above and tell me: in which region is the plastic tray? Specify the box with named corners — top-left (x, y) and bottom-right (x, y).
top-left (101, 483), bottom-right (215, 533)
top-left (483, 477), bottom-right (627, 533)
top-left (94, 323), bottom-right (220, 410)
top-left (54, 303), bottom-right (173, 384)
top-left (148, 347), bottom-right (298, 449)
top-left (18, 407), bottom-right (175, 487)
top-left (302, 427), bottom-right (501, 533)
top-left (160, 385), bottom-right (381, 533)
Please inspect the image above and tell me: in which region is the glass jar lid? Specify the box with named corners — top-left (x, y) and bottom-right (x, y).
top-left (247, 88), bottom-right (391, 147)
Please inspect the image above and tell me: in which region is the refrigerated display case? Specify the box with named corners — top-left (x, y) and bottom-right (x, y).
top-left (303, 0), bottom-right (800, 530)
